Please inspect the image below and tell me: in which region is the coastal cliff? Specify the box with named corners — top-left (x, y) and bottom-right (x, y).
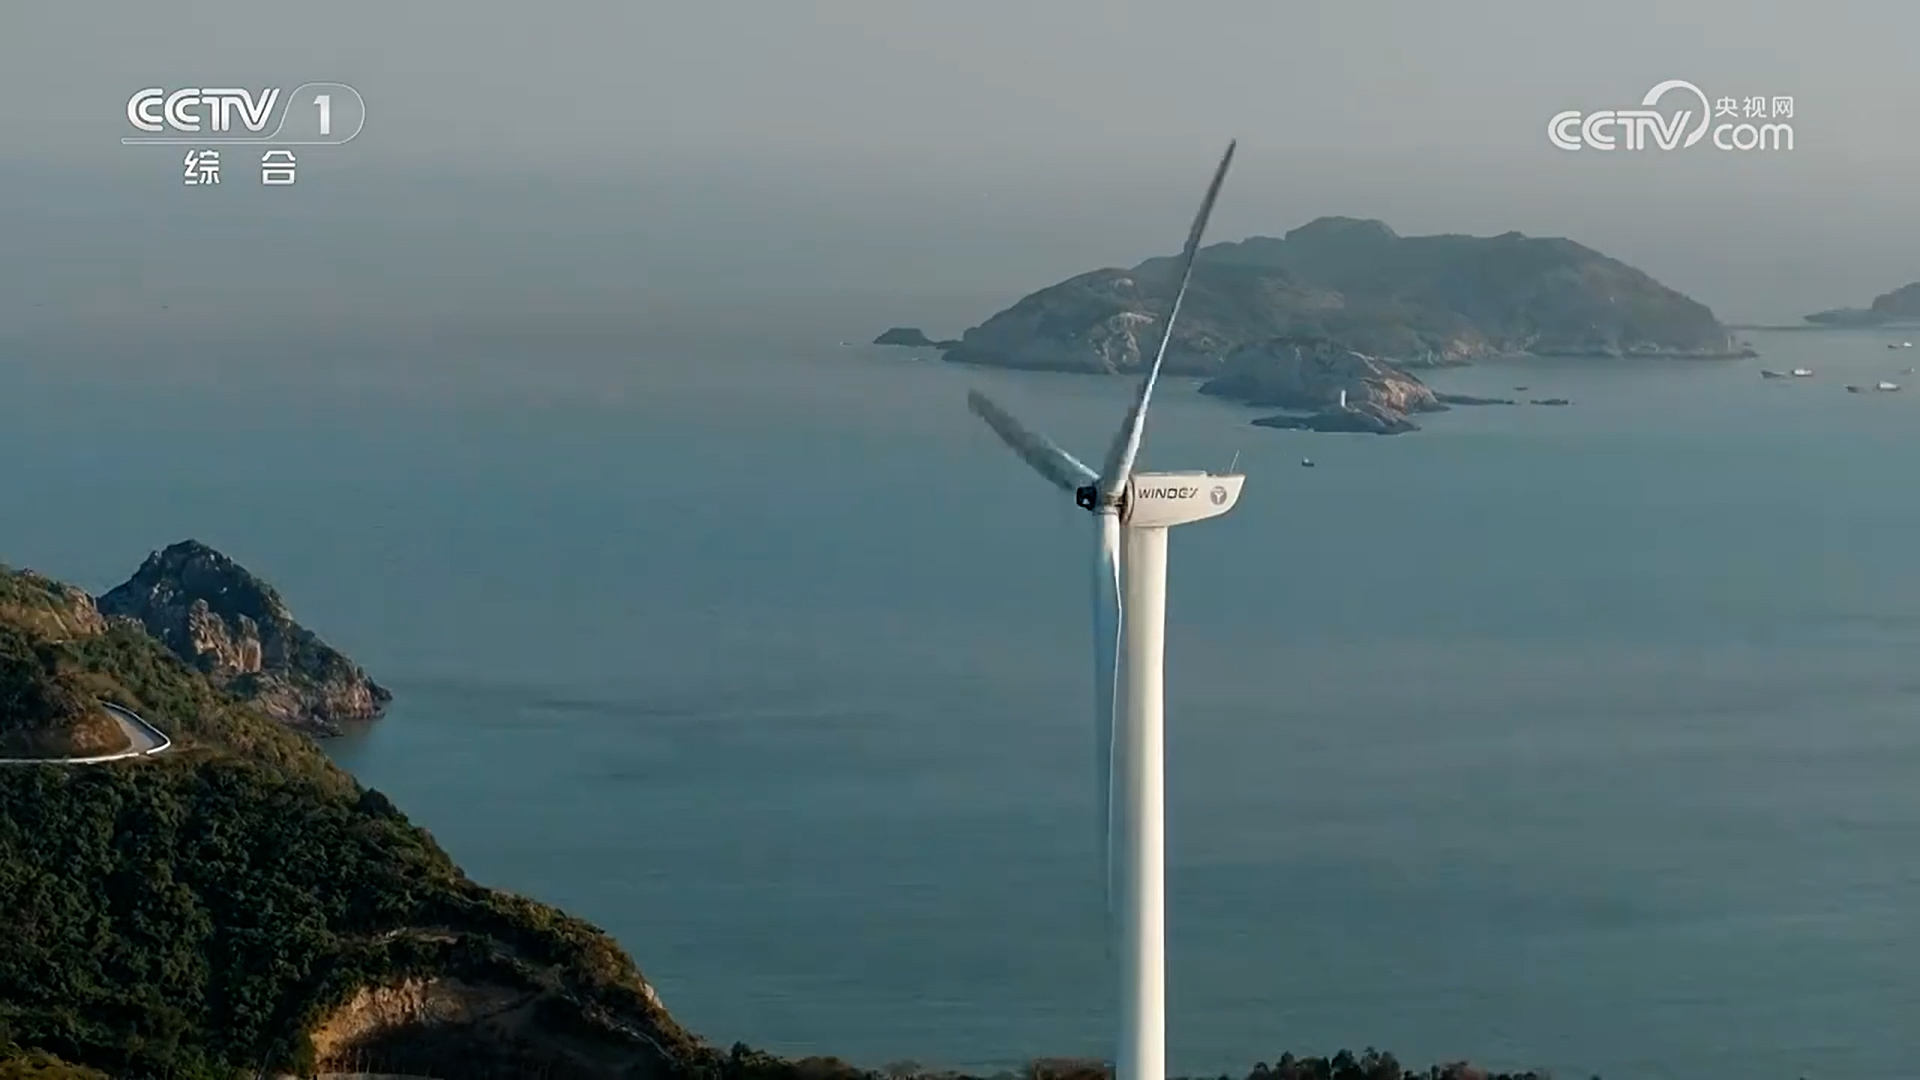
top-left (97, 540), bottom-right (391, 734)
top-left (938, 217), bottom-right (1745, 375)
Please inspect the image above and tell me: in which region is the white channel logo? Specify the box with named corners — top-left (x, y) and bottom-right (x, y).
top-left (128, 88), bottom-right (279, 133)
top-left (123, 83), bottom-right (365, 145)
top-left (1549, 79), bottom-right (1793, 152)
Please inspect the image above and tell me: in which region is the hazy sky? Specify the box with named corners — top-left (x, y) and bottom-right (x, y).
top-left (3, 0), bottom-right (1917, 353)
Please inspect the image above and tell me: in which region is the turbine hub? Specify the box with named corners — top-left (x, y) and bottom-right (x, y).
top-left (1076, 484), bottom-right (1124, 514)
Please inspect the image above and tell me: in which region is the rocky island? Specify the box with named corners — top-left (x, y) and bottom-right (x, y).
top-left (1195, 337), bottom-right (1551, 435)
top-left (1803, 281), bottom-right (1920, 326)
top-left (941, 217), bottom-right (1746, 373)
top-left (97, 540), bottom-right (391, 735)
top-left (873, 327), bottom-right (961, 349)
top-left (892, 217), bottom-right (1736, 433)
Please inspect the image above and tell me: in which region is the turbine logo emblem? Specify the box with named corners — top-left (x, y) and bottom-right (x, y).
top-left (963, 139), bottom-right (1242, 1080)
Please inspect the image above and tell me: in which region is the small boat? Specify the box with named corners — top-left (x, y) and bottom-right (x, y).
top-left (1300, 458), bottom-right (1315, 468)
top-left (1513, 385), bottom-right (1529, 391)
top-left (1791, 368), bottom-right (1814, 377)
top-left (1877, 381), bottom-right (1900, 392)
top-left (1904, 367), bottom-right (1916, 374)
top-left (1760, 369), bottom-right (1787, 379)
top-left (1889, 341), bottom-right (1914, 349)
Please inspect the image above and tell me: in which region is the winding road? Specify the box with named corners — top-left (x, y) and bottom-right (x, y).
top-left (0, 702), bottom-right (172, 765)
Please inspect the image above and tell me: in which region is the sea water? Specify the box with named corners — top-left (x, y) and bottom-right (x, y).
top-left (4, 327), bottom-right (1916, 1080)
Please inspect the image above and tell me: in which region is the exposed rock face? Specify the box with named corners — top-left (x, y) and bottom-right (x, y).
top-left (1200, 336), bottom-right (1442, 414)
top-left (0, 567), bottom-right (107, 642)
top-left (1805, 281), bottom-right (1920, 326)
top-left (942, 216), bottom-right (1746, 375)
top-left (307, 977), bottom-right (531, 1069)
top-left (942, 268), bottom-right (1235, 374)
top-left (304, 970), bottom-right (681, 1080)
top-left (1195, 337), bottom-right (1538, 436)
top-left (97, 540), bottom-right (391, 734)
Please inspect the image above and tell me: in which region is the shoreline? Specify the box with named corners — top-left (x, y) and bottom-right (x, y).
top-left (927, 347), bottom-right (1757, 376)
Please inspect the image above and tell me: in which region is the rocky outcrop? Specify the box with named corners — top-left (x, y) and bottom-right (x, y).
top-left (306, 977), bottom-right (537, 1074)
top-left (97, 540), bottom-right (391, 734)
top-left (1805, 281), bottom-right (1920, 326)
top-left (0, 567), bottom-right (107, 642)
top-left (302, 956), bottom-right (682, 1080)
top-left (940, 216), bottom-right (1748, 375)
top-left (1201, 336), bottom-right (1446, 435)
top-left (1195, 338), bottom-right (1539, 436)
top-left (1253, 401), bottom-right (1421, 435)
top-left (1200, 336), bottom-right (1443, 414)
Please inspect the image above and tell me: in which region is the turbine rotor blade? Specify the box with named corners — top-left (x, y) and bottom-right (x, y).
top-left (967, 390), bottom-right (1098, 492)
top-left (1093, 510), bottom-right (1122, 928)
top-left (1097, 139), bottom-right (1237, 501)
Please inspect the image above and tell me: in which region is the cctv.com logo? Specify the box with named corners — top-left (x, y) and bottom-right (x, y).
top-left (1548, 79), bottom-right (1795, 152)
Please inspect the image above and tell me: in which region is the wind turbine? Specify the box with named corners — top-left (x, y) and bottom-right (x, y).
top-left (964, 141), bottom-right (1241, 1080)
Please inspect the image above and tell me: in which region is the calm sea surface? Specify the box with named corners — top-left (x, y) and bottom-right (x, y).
top-left (4, 328), bottom-right (1917, 1080)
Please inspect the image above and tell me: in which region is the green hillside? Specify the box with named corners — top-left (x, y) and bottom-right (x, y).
top-left (0, 564), bottom-right (703, 1079)
top-left (2, 559), bottom-right (1561, 1080)
top-left (0, 627), bottom-right (127, 760)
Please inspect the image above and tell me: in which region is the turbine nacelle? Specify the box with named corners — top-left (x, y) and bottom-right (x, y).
top-left (1076, 472), bottom-right (1246, 528)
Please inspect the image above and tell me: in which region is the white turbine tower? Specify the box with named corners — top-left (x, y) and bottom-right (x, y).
top-left (965, 141), bottom-right (1241, 1080)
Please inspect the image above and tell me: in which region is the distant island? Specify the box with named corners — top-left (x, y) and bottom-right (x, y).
top-left (1187, 337), bottom-right (1569, 435)
top-left (913, 217), bottom-right (1748, 370)
top-left (1803, 281), bottom-right (1920, 326)
top-left (877, 217), bottom-right (1746, 433)
top-left (874, 327), bottom-right (960, 349)
top-left (0, 544), bottom-right (1591, 1078)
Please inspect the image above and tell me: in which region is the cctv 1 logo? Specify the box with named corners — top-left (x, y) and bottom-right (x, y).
top-left (1548, 79), bottom-right (1794, 152)
top-left (123, 83), bottom-right (365, 144)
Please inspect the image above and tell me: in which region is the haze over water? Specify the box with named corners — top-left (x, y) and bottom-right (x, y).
top-left (5, 327), bottom-right (1917, 1080)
